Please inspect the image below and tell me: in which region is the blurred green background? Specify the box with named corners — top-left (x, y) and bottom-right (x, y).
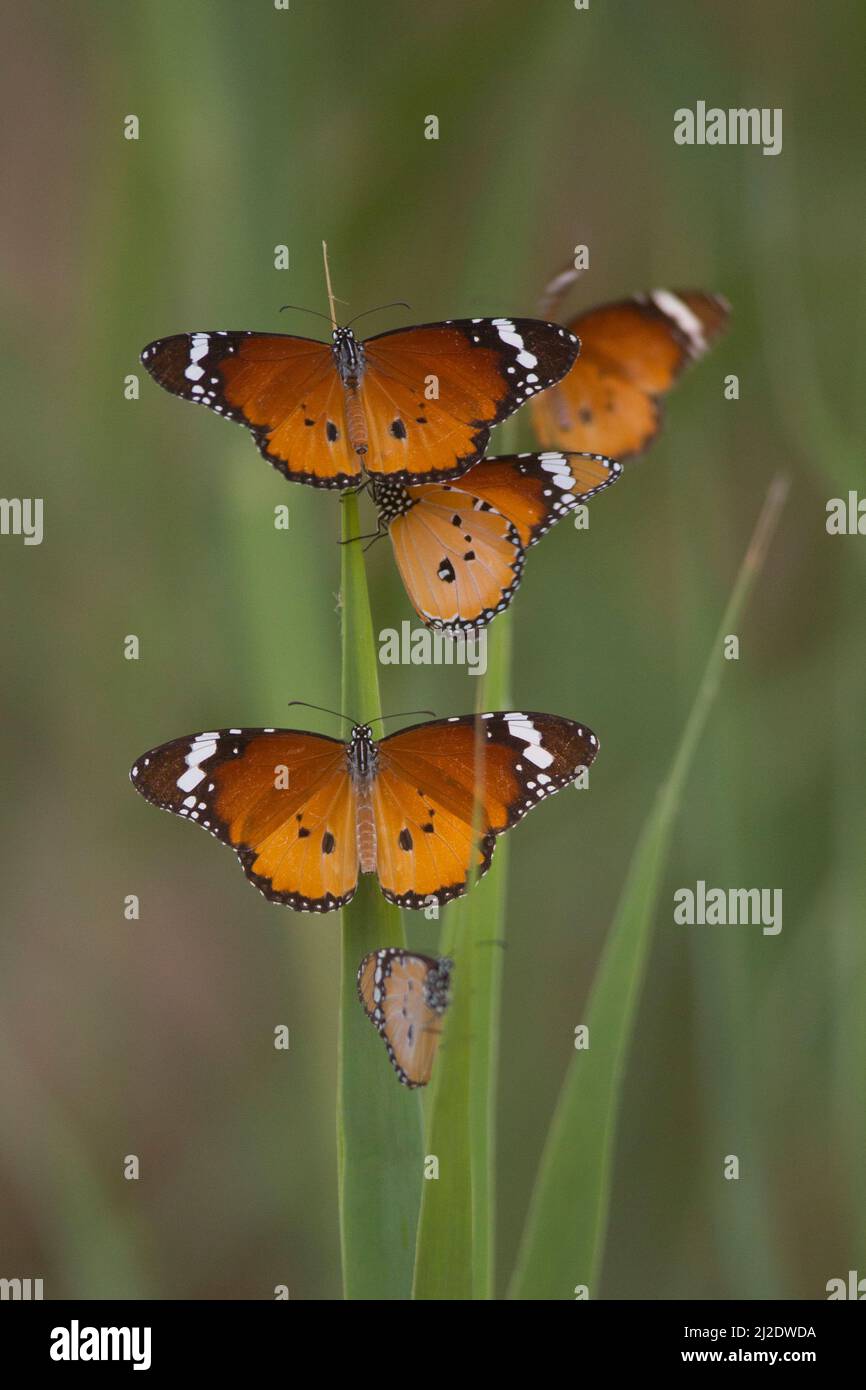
top-left (1, 0), bottom-right (863, 1299)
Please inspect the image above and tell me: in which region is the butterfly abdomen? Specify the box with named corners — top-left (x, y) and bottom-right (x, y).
top-left (356, 793), bottom-right (378, 874)
top-left (343, 388), bottom-right (368, 456)
top-left (348, 725), bottom-right (379, 873)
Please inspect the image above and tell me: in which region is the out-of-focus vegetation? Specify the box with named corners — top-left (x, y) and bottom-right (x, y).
top-left (1, 0), bottom-right (863, 1298)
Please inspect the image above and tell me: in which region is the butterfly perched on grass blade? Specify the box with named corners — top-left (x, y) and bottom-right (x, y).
top-left (130, 712), bottom-right (599, 912)
top-left (140, 316), bottom-right (579, 489)
top-left (370, 449), bottom-right (622, 630)
top-left (530, 286), bottom-right (730, 461)
top-left (357, 949), bottom-right (453, 1088)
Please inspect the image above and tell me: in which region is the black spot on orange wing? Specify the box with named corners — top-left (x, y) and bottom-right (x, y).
top-left (530, 291), bottom-right (729, 461)
top-left (372, 712), bottom-right (599, 908)
top-left (444, 451), bottom-right (623, 550)
top-left (379, 479), bottom-right (525, 631)
top-left (360, 318), bottom-right (579, 486)
top-left (129, 727), bottom-right (358, 911)
top-left (140, 331), bottom-right (361, 488)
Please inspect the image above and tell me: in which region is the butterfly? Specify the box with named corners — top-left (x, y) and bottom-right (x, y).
top-left (530, 288), bottom-right (730, 461)
top-left (369, 449), bottom-right (622, 631)
top-left (140, 316), bottom-right (579, 490)
top-left (357, 949), bottom-right (453, 1088)
top-left (129, 711), bottom-right (599, 912)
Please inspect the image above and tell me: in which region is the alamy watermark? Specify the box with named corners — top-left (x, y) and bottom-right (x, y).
top-left (0, 497), bottom-right (43, 545)
top-left (379, 621), bottom-right (487, 676)
top-left (674, 102), bottom-right (782, 157)
top-left (674, 880), bottom-right (782, 935)
top-left (0, 1276), bottom-right (43, 1299)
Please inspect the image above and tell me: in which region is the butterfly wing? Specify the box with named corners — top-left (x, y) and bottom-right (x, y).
top-left (357, 949), bottom-right (452, 1087)
top-left (130, 728), bottom-right (358, 910)
top-left (530, 291), bottom-right (730, 460)
top-left (440, 450), bottom-right (623, 550)
top-left (361, 318), bottom-right (579, 485)
top-left (378, 451), bottom-right (620, 630)
top-left (378, 479), bottom-right (524, 631)
top-left (372, 712), bottom-right (599, 908)
top-left (141, 331), bottom-right (361, 488)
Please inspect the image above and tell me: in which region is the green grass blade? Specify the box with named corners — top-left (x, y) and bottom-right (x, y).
top-left (337, 492), bottom-right (424, 1300)
top-left (509, 476), bottom-right (789, 1301)
top-left (412, 616), bottom-right (513, 1300)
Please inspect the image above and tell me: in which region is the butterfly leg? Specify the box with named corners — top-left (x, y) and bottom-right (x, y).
top-left (340, 478), bottom-right (371, 500)
top-left (337, 515), bottom-right (389, 550)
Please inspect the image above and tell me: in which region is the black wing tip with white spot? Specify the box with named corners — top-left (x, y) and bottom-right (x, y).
top-left (130, 728), bottom-right (355, 915)
top-left (520, 449), bottom-right (623, 545)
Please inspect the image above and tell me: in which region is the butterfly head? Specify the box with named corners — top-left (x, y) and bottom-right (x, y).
top-left (332, 325), bottom-right (365, 385)
top-left (347, 722), bottom-right (378, 779)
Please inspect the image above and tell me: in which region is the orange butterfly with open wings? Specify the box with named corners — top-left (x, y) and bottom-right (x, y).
top-left (530, 286), bottom-right (730, 460)
top-left (141, 317), bottom-right (579, 489)
top-left (130, 711), bottom-right (599, 913)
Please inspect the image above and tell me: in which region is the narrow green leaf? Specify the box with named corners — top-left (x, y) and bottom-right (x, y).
top-left (337, 491), bottom-right (424, 1300)
top-left (412, 617), bottom-right (513, 1300)
top-left (509, 477), bottom-right (789, 1301)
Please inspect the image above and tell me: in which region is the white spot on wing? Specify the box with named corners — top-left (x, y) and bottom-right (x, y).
top-left (505, 716), bottom-right (555, 769)
top-left (491, 318), bottom-right (538, 369)
top-left (184, 333), bottom-right (210, 382)
top-left (650, 290), bottom-right (706, 355)
top-left (176, 735), bottom-right (219, 793)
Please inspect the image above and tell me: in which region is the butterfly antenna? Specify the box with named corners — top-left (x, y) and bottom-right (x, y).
top-left (278, 304), bottom-right (336, 325)
top-left (345, 301), bottom-right (412, 329)
top-left (367, 708), bottom-right (437, 726)
top-left (287, 699), bottom-right (359, 729)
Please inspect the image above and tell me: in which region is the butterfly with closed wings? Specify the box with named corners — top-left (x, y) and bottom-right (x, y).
top-left (130, 710), bottom-right (599, 912)
top-left (357, 949), bottom-right (453, 1088)
top-left (141, 314), bottom-right (579, 490)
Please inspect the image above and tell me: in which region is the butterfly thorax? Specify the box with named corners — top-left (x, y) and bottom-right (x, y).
top-left (423, 958), bottom-right (453, 1012)
top-left (332, 327), bottom-right (366, 388)
top-left (369, 476), bottom-right (418, 525)
top-left (348, 724), bottom-right (379, 873)
top-left (347, 724), bottom-right (378, 778)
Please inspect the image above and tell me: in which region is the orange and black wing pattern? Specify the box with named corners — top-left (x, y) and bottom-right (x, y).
top-left (362, 318), bottom-right (580, 485)
top-left (372, 711), bottom-right (599, 908)
top-left (374, 475), bottom-right (524, 631)
top-left (531, 291), bottom-right (730, 461)
top-left (374, 451), bottom-right (620, 630)
top-left (141, 331), bottom-right (359, 488)
top-left (441, 450), bottom-right (623, 550)
top-left (357, 949), bottom-right (452, 1087)
top-left (130, 727), bottom-right (358, 910)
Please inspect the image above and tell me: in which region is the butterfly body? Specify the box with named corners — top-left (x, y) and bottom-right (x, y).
top-left (347, 723), bottom-right (379, 872)
top-left (130, 711), bottom-right (599, 912)
top-left (370, 450), bottom-right (621, 630)
top-left (141, 317), bottom-right (580, 490)
top-left (357, 949), bottom-right (453, 1087)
